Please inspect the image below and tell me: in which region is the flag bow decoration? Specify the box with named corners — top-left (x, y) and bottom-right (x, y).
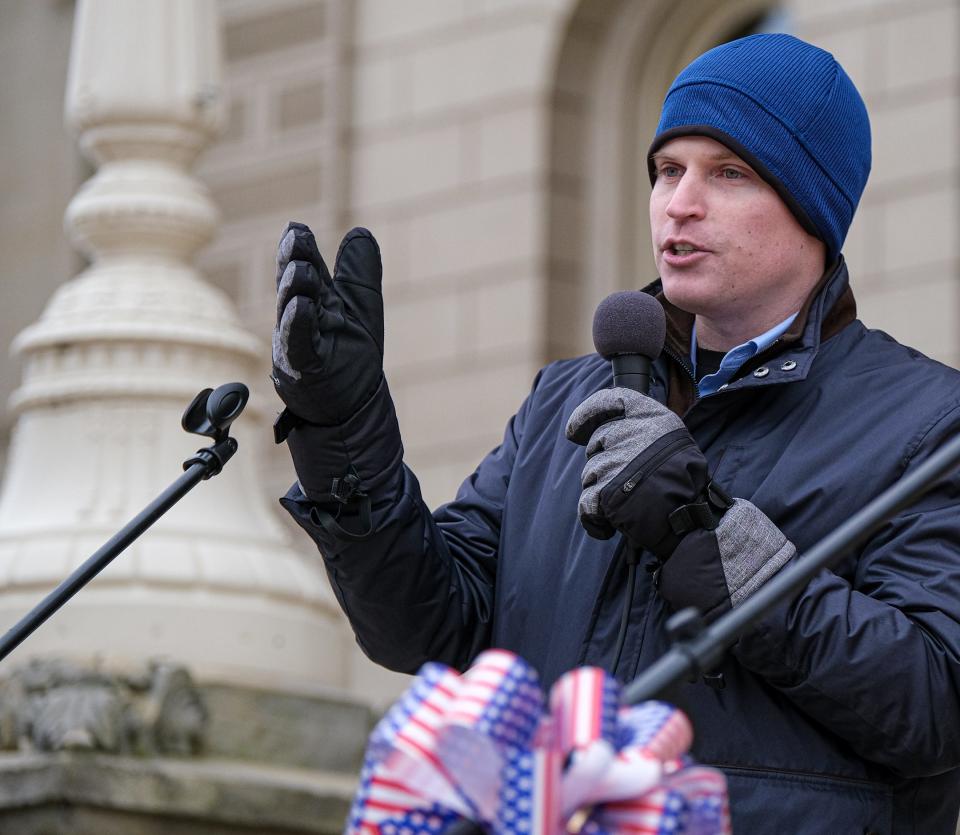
top-left (348, 650), bottom-right (729, 834)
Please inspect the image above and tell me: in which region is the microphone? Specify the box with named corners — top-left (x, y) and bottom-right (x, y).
top-left (591, 291), bottom-right (667, 674)
top-left (592, 291), bottom-right (666, 394)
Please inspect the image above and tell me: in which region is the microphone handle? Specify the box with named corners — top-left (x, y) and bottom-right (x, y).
top-left (608, 351), bottom-right (652, 676)
top-left (611, 354), bottom-right (652, 394)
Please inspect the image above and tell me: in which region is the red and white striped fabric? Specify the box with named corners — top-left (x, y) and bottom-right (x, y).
top-left (583, 766), bottom-right (730, 834)
top-left (550, 666), bottom-right (620, 753)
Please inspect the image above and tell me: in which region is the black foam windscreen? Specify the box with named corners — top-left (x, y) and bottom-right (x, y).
top-left (592, 291), bottom-right (666, 359)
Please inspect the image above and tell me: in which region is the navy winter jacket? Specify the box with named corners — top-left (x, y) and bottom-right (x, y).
top-left (284, 262), bottom-right (960, 833)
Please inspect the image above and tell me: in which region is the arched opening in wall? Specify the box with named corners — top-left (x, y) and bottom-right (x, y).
top-left (545, 0), bottom-right (781, 360)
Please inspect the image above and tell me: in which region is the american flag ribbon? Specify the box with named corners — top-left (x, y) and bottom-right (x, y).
top-left (550, 666), bottom-right (620, 753)
top-left (347, 651), bottom-right (729, 835)
top-left (580, 766), bottom-right (731, 834)
top-left (616, 701), bottom-right (694, 763)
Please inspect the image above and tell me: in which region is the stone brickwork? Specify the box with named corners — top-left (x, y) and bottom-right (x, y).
top-left (196, 0), bottom-right (352, 508)
top-left (347, 1), bottom-right (570, 510)
top-left (788, 0), bottom-right (960, 366)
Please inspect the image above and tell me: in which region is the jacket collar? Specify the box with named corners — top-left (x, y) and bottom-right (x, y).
top-left (641, 258), bottom-right (857, 414)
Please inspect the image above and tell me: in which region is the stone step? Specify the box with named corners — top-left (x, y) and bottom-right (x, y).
top-left (198, 681), bottom-right (377, 774)
top-left (0, 751), bottom-right (357, 834)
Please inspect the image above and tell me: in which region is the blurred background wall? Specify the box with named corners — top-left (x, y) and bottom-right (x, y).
top-left (0, 0), bottom-right (957, 708)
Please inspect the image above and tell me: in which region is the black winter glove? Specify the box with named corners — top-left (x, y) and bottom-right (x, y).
top-left (272, 222), bottom-right (402, 515)
top-left (565, 388), bottom-right (795, 621)
top-left (272, 222), bottom-right (384, 425)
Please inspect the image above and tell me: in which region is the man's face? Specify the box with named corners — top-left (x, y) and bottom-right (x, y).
top-left (649, 136), bottom-right (825, 326)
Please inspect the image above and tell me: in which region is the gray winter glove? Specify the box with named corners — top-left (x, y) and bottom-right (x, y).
top-left (566, 387), bottom-right (795, 620)
top-left (565, 388), bottom-right (712, 553)
top-left (272, 222), bottom-right (402, 513)
top-left (706, 498), bottom-right (795, 608)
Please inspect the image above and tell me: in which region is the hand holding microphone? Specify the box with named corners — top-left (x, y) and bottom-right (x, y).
top-left (565, 292), bottom-right (714, 557)
top-left (566, 292), bottom-right (794, 622)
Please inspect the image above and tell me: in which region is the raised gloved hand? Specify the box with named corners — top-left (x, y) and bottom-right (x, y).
top-left (272, 222), bottom-right (402, 516)
top-left (272, 222), bottom-right (384, 426)
top-left (565, 388), bottom-right (794, 621)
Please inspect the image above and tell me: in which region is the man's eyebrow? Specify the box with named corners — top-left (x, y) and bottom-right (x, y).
top-left (708, 150), bottom-right (744, 162)
top-left (651, 149), bottom-right (744, 163)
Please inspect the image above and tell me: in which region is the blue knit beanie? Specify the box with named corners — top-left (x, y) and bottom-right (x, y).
top-left (648, 33), bottom-right (871, 261)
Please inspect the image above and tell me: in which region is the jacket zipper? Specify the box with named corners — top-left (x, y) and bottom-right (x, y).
top-left (663, 344), bottom-right (700, 401)
top-left (576, 536), bottom-right (629, 666)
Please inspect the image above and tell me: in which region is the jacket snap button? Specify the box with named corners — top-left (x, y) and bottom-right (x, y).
top-left (753, 366), bottom-right (770, 378)
top-left (781, 360), bottom-right (797, 371)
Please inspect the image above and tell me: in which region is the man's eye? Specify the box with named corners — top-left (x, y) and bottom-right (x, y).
top-left (721, 168), bottom-right (744, 180)
top-left (659, 165), bottom-right (681, 178)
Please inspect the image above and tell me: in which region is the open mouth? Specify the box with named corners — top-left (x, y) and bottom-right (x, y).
top-left (661, 242), bottom-right (709, 266)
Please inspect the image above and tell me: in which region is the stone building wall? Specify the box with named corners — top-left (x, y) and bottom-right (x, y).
top-left (196, 0), bottom-right (572, 513)
top-left (195, 0), bottom-right (351, 506)
top-left (788, 0), bottom-right (960, 367)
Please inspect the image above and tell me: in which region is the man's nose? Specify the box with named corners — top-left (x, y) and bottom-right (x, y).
top-left (665, 173), bottom-right (706, 221)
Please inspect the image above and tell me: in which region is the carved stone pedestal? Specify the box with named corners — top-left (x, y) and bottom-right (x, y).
top-left (0, 0), bottom-right (346, 692)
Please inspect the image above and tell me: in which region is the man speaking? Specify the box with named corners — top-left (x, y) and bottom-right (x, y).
top-left (271, 34), bottom-right (960, 833)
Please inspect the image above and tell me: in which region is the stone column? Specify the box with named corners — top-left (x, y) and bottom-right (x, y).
top-left (0, 0), bottom-right (345, 692)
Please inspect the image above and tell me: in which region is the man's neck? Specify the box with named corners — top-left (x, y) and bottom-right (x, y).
top-left (691, 258), bottom-right (830, 352)
top-left (694, 304), bottom-right (804, 352)
top-left (694, 317), bottom-right (757, 352)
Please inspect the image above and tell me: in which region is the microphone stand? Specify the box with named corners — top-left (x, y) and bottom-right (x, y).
top-left (623, 428), bottom-right (960, 705)
top-left (0, 383), bottom-right (250, 663)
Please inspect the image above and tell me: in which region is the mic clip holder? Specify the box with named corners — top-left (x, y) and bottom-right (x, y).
top-left (181, 383), bottom-right (249, 478)
top-left (0, 382), bottom-right (251, 665)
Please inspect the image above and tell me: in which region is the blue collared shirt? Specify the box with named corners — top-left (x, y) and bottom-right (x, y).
top-left (691, 313), bottom-right (798, 396)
